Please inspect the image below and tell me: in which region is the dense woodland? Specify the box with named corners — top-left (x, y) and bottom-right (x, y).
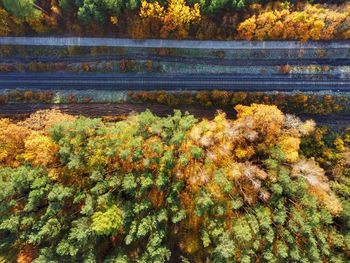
top-left (0, 105), bottom-right (349, 262)
top-left (0, 0), bottom-right (350, 40)
top-left (1, 1), bottom-right (350, 262)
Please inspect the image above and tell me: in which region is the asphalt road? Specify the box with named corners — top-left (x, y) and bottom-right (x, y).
top-left (1, 37), bottom-right (350, 49)
top-left (0, 72), bottom-right (349, 91)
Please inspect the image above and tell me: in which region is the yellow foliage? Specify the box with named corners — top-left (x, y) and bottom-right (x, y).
top-left (235, 103), bottom-right (284, 141)
top-left (23, 132), bottom-right (59, 167)
top-left (110, 16), bottom-right (118, 25)
top-left (334, 137), bottom-right (346, 152)
top-left (278, 135), bottom-right (300, 162)
top-left (235, 146), bottom-right (254, 159)
top-left (18, 109), bottom-right (76, 131)
top-left (0, 119), bottom-right (30, 167)
top-left (139, 0), bottom-right (200, 39)
top-left (48, 168), bottom-right (61, 181)
top-left (238, 4), bottom-right (350, 41)
top-left (237, 16), bottom-right (256, 40)
top-left (140, 0), bottom-right (164, 19)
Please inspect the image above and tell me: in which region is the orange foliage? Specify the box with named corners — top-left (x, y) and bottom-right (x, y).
top-left (148, 187), bottom-right (165, 208)
top-left (17, 244), bottom-right (38, 263)
top-left (0, 110), bottom-right (74, 167)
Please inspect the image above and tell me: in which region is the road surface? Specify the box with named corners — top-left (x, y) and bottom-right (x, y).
top-left (1, 37), bottom-right (350, 50)
top-left (0, 72), bottom-right (349, 91)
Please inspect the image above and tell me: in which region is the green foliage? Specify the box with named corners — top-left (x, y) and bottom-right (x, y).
top-left (91, 205), bottom-right (124, 235)
top-left (195, 190), bottom-right (214, 216)
top-left (190, 0), bottom-right (255, 13)
top-left (2, 0), bottom-right (40, 18)
top-left (77, 0), bottom-right (106, 24)
top-left (77, 0), bottom-right (122, 24)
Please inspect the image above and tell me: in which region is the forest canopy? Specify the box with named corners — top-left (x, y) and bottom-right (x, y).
top-left (0, 105), bottom-right (349, 262)
top-left (0, 0), bottom-right (349, 40)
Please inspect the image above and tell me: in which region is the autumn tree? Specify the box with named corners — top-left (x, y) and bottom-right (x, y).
top-left (1, 0), bottom-right (350, 40)
top-left (237, 3), bottom-right (350, 41)
top-left (0, 8), bottom-right (10, 36)
top-left (139, 0), bottom-right (201, 38)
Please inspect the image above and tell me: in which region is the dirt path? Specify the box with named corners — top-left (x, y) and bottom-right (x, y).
top-left (1, 102), bottom-right (349, 129)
